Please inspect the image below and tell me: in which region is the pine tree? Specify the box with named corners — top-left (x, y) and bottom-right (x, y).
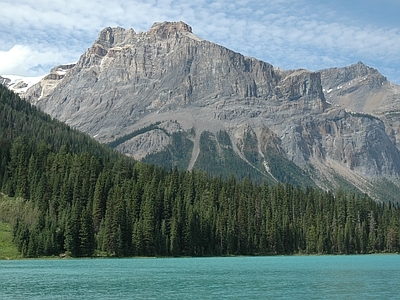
top-left (79, 206), bottom-right (95, 256)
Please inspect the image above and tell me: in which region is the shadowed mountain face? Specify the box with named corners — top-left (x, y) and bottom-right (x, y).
top-left (22, 21), bottom-right (400, 201)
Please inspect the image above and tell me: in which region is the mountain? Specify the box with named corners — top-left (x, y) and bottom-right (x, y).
top-left (21, 21), bottom-right (400, 201)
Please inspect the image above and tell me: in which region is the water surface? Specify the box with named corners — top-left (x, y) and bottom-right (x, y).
top-left (1, 255), bottom-right (399, 299)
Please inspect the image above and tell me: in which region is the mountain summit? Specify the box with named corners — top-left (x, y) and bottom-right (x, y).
top-left (22, 21), bottom-right (400, 201)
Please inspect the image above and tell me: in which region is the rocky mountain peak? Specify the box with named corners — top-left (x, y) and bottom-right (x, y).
top-left (148, 21), bottom-right (193, 38)
top-left (96, 26), bottom-right (137, 48)
top-left (321, 61), bottom-right (386, 92)
top-left (319, 61), bottom-right (400, 152)
top-left (95, 21), bottom-right (193, 49)
top-left (347, 61), bottom-right (386, 84)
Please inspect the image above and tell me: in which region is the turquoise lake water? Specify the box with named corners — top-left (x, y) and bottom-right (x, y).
top-left (1, 255), bottom-right (399, 299)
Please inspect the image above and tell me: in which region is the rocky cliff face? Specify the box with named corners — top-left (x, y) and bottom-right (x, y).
top-left (23, 21), bottom-right (400, 201)
top-left (320, 62), bottom-right (400, 150)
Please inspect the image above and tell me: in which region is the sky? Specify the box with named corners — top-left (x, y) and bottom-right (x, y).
top-left (1, 0), bottom-right (399, 84)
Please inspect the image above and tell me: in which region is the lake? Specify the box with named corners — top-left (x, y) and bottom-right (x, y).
top-left (0, 255), bottom-right (399, 299)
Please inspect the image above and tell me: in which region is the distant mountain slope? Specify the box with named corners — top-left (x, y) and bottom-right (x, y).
top-left (0, 75), bottom-right (43, 95)
top-left (21, 21), bottom-right (400, 201)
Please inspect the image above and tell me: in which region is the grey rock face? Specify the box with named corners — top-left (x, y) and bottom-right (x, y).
top-left (320, 62), bottom-right (400, 150)
top-left (24, 64), bottom-right (76, 105)
top-left (24, 21), bottom-right (400, 199)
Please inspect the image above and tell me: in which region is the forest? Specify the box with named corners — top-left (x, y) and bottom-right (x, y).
top-left (0, 84), bottom-right (399, 257)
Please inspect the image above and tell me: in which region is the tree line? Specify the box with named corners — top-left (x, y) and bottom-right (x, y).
top-left (1, 84), bottom-right (399, 257)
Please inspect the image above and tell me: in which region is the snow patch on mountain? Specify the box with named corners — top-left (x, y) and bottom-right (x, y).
top-left (1, 74), bottom-right (44, 94)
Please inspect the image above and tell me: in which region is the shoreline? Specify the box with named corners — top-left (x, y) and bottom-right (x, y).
top-left (2, 251), bottom-right (398, 261)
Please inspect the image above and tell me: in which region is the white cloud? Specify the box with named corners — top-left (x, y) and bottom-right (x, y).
top-left (0, 45), bottom-right (67, 76)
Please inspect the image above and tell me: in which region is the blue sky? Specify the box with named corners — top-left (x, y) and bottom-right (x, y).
top-left (1, 0), bottom-right (399, 84)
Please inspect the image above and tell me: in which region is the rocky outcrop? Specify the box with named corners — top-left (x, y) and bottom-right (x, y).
top-left (23, 21), bottom-right (400, 200)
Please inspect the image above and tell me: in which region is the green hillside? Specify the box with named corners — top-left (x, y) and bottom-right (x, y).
top-left (193, 130), bottom-right (274, 183)
top-left (143, 130), bottom-right (194, 170)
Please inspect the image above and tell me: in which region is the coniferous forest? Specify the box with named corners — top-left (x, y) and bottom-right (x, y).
top-left (0, 85), bottom-right (399, 257)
